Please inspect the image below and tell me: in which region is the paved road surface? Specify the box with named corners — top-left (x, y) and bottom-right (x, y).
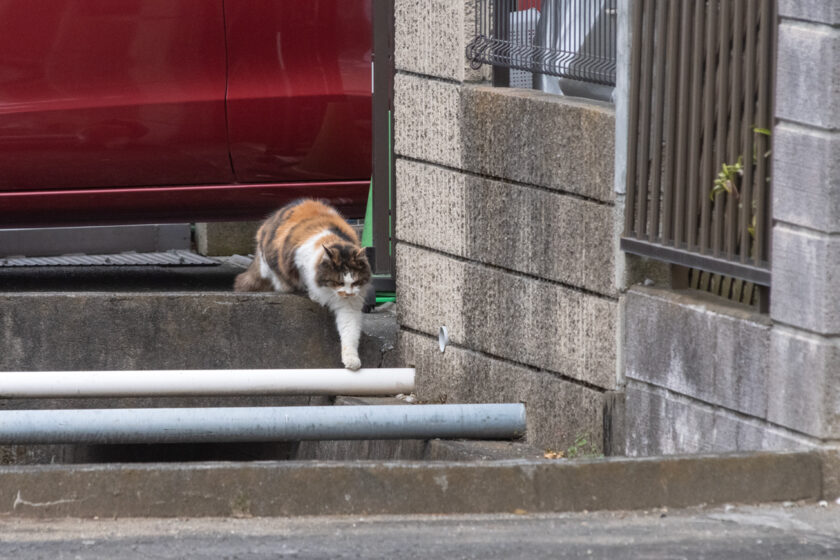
top-left (1, 502), bottom-right (838, 559)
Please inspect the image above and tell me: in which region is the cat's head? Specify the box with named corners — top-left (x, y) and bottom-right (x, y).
top-left (316, 243), bottom-right (371, 298)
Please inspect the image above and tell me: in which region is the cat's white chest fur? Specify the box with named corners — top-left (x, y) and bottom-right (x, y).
top-left (294, 230), bottom-right (364, 370)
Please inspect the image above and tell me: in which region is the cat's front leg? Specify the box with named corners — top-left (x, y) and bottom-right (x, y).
top-left (333, 304), bottom-right (362, 370)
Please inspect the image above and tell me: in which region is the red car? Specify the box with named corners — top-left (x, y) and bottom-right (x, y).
top-left (0, 0), bottom-right (372, 228)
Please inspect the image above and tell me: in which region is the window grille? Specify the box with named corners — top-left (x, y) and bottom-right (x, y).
top-left (466, 0), bottom-right (618, 87)
top-left (621, 0), bottom-right (776, 287)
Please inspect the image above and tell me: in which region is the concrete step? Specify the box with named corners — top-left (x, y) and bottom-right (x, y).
top-left (0, 451), bottom-right (827, 518)
top-left (0, 266), bottom-right (398, 464)
top-left (0, 291), bottom-right (391, 372)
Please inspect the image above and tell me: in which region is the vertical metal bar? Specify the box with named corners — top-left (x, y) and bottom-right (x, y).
top-left (699, 0), bottom-right (717, 254)
top-left (624, 0), bottom-right (645, 237)
top-left (372, 0), bottom-right (395, 277)
top-left (647, 1), bottom-right (668, 243)
top-left (754, 0), bottom-right (771, 266)
top-left (740, 0), bottom-right (757, 264)
top-left (661, 0), bottom-right (682, 245)
top-left (727, 0), bottom-right (744, 261)
top-left (635, 0), bottom-right (657, 239)
top-left (685, 0), bottom-right (706, 251)
top-left (765, 0), bottom-right (777, 267)
top-left (493, 0), bottom-right (512, 86)
top-left (712, 0), bottom-right (730, 257)
top-left (672, 0), bottom-right (692, 249)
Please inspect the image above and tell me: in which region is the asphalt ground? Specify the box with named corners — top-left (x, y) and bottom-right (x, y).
top-left (0, 503), bottom-right (838, 559)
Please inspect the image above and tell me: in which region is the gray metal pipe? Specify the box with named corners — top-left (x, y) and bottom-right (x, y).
top-left (0, 404), bottom-right (527, 444)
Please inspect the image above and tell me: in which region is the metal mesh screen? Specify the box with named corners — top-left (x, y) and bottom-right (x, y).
top-left (466, 0), bottom-right (618, 86)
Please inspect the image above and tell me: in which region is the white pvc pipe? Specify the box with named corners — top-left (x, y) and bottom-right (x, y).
top-left (0, 368), bottom-right (415, 398)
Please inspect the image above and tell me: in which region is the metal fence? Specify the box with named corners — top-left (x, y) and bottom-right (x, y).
top-left (466, 0), bottom-right (618, 86)
top-left (621, 0), bottom-right (776, 287)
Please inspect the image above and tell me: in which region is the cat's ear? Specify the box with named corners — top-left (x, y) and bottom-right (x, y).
top-left (322, 245), bottom-right (335, 260)
top-left (355, 247), bottom-right (368, 261)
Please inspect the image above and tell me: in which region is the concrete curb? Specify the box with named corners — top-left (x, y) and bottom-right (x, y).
top-left (0, 451), bottom-right (822, 518)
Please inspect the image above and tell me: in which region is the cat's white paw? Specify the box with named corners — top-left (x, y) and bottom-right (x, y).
top-left (342, 354), bottom-right (361, 371)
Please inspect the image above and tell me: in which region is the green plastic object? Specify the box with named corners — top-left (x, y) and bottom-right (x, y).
top-left (375, 291), bottom-right (396, 304)
top-left (361, 179), bottom-right (373, 248)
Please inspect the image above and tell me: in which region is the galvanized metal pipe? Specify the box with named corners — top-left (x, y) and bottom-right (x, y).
top-left (0, 404), bottom-right (527, 444)
top-left (0, 368), bottom-right (415, 398)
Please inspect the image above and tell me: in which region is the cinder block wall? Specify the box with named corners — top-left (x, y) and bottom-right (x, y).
top-left (624, 2), bottom-right (840, 455)
top-left (393, 1), bottom-right (622, 452)
top-left (768, 3), bottom-right (840, 443)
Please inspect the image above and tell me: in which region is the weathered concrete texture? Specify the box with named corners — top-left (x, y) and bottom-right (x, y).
top-left (767, 326), bottom-right (840, 439)
top-left (425, 439), bottom-right (545, 461)
top-left (395, 0), bottom-right (465, 82)
top-left (396, 159), bottom-right (616, 295)
top-left (625, 381), bottom-right (819, 457)
top-left (397, 245), bottom-right (618, 390)
top-left (195, 221), bottom-right (260, 257)
top-left (773, 123), bottom-right (840, 232)
top-left (779, 0), bottom-right (840, 27)
top-left (396, 159), bottom-right (469, 258)
top-left (0, 452), bottom-right (822, 518)
top-left (394, 73), bottom-right (462, 169)
top-left (461, 86), bottom-right (615, 203)
top-left (775, 21), bottom-right (840, 131)
top-left (822, 448), bottom-right (840, 501)
top-left (625, 287), bottom-right (771, 420)
top-left (393, 78), bottom-right (616, 203)
top-left (400, 330), bottom-right (607, 453)
top-left (297, 438), bottom-right (543, 463)
top-left (771, 224), bottom-right (840, 334)
top-left (0, 293), bottom-right (385, 371)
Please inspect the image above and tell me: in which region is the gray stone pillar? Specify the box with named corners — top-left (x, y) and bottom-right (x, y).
top-left (769, 3), bottom-right (840, 440)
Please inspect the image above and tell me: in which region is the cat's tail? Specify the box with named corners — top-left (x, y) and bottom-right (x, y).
top-left (234, 257), bottom-right (272, 292)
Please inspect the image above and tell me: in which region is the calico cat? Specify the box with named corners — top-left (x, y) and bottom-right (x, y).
top-left (234, 199), bottom-right (372, 370)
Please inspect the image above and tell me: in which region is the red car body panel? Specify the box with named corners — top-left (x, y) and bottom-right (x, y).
top-left (0, 0), bottom-right (372, 227)
top-left (225, 0), bottom-right (372, 184)
top-left (0, 0), bottom-right (233, 191)
top-left (1, 181), bottom-right (369, 228)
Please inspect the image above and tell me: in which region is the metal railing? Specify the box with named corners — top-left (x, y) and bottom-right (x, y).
top-left (621, 0), bottom-right (776, 287)
top-left (370, 0), bottom-right (396, 292)
top-left (467, 0), bottom-right (618, 87)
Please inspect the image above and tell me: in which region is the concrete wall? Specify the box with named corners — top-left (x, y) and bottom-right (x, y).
top-left (769, 4), bottom-right (840, 443)
top-left (624, 3), bottom-right (840, 455)
top-left (393, 1), bottom-right (622, 453)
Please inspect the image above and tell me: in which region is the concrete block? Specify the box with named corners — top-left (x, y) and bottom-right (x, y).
top-left (776, 22), bottom-right (840, 131)
top-left (396, 159), bottom-right (616, 295)
top-left (395, 159), bottom-right (469, 257)
top-left (461, 86), bottom-right (615, 202)
top-left (624, 287), bottom-right (771, 419)
top-left (400, 329), bottom-right (607, 452)
top-left (395, 0), bottom-right (465, 82)
top-left (196, 221), bottom-right (260, 257)
top-left (0, 293), bottom-right (386, 371)
top-left (396, 245), bottom-right (618, 389)
top-left (425, 439), bottom-right (544, 461)
top-left (821, 448), bottom-right (840, 501)
top-left (773, 123), bottom-right (840, 232)
top-left (394, 73), bottom-right (462, 168)
top-left (779, 1), bottom-right (840, 26)
top-left (771, 224), bottom-right (840, 334)
top-left (625, 381), bottom-right (818, 457)
top-left (0, 452), bottom-right (823, 518)
top-left (767, 326), bottom-right (840, 439)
